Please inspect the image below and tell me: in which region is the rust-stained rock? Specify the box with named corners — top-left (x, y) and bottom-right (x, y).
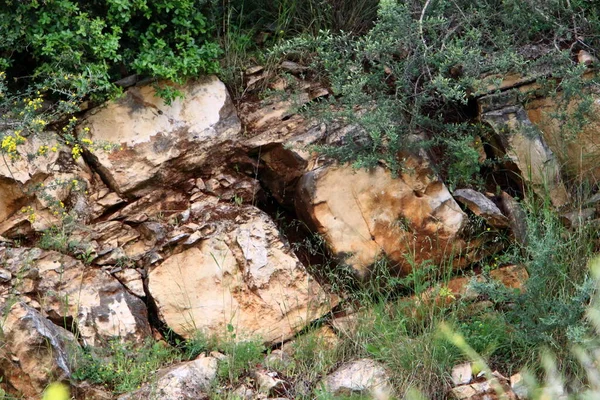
top-left (82, 76), bottom-right (241, 198)
top-left (295, 159), bottom-right (469, 278)
top-left (525, 89), bottom-right (600, 184)
top-left (0, 302), bottom-right (79, 398)
top-left (147, 201), bottom-right (335, 344)
top-left (480, 91), bottom-right (569, 208)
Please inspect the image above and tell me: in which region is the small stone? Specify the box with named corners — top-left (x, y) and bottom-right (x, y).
top-left (510, 373), bottom-right (528, 399)
top-left (451, 363), bottom-right (473, 385)
top-left (450, 385), bottom-right (477, 399)
top-left (453, 188), bottom-right (509, 228)
top-left (280, 61), bottom-right (307, 74)
top-left (245, 65), bottom-right (265, 75)
top-left (322, 359), bottom-right (393, 400)
top-left (0, 267), bottom-right (12, 282)
top-left (252, 369), bottom-right (289, 395)
top-left (578, 50), bottom-right (597, 66)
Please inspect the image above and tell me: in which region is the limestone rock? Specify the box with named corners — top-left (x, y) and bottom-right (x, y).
top-left (322, 358), bottom-right (393, 400)
top-left (295, 160), bottom-right (468, 277)
top-left (118, 355), bottom-right (217, 400)
top-left (83, 76), bottom-right (241, 197)
top-left (147, 201), bottom-right (334, 344)
top-left (453, 189), bottom-right (509, 228)
top-left (0, 302), bottom-right (79, 398)
top-left (0, 247), bottom-right (151, 346)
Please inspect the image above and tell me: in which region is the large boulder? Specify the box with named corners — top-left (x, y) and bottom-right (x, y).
top-left (295, 158), bottom-right (468, 278)
top-left (0, 247), bottom-right (151, 346)
top-left (0, 302), bottom-right (79, 398)
top-left (147, 199), bottom-right (335, 345)
top-left (82, 76), bottom-right (241, 198)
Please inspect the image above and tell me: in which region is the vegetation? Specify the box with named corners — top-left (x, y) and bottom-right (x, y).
top-left (2, 0), bottom-right (600, 399)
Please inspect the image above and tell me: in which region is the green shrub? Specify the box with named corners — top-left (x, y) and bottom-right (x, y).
top-left (1, 0), bottom-right (220, 89)
top-left (270, 0), bottom-right (600, 181)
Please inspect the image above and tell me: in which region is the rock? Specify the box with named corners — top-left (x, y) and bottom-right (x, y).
top-left (0, 267), bottom-right (11, 283)
top-left (232, 384), bottom-right (256, 400)
top-left (118, 355), bottom-right (217, 400)
top-left (510, 373), bottom-right (528, 399)
top-left (83, 76), bottom-right (241, 198)
top-left (322, 358), bottom-right (393, 400)
top-left (524, 89), bottom-right (600, 185)
top-left (295, 160), bottom-right (468, 277)
top-left (0, 248), bottom-right (151, 346)
top-left (452, 363), bottom-right (473, 385)
top-left (114, 268), bottom-right (146, 298)
top-left (453, 189), bottom-right (509, 228)
top-left (0, 137), bottom-right (93, 237)
top-left (148, 202), bottom-right (334, 344)
top-left (450, 384), bottom-right (478, 399)
top-left (479, 91), bottom-right (570, 208)
top-left (577, 50), bottom-right (597, 66)
top-left (404, 264), bottom-right (529, 320)
top-left (264, 349), bottom-right (293, 371)
top-left (498, 192), bottom-right (528, 245)
top-left (0, 302), bottom-right (79, 398)
top-left (450, 378), bottom-right (519, 400)
top-left (280, 61), bottom-right (307, 74)
top-left (252, 369), bottom-right (290, 396)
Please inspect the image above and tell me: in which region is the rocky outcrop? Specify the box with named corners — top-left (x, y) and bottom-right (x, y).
top-left (0, 302), bottom-right (79, 398)
top-left (295, 159), bottom-right (469, 277)
top-left (82, 76), bottom-right (241, 198)
top-left (148, 198), bottom-right (335, 344)
top-left (0, 247), bottom-right (151, 346)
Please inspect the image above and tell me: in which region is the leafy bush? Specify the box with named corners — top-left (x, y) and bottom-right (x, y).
top-left (0, 0), bottom-right (221, 166)
top-left (271, 0), bottom-right (600, 180)
top-left (1, 0), bottom-right (220, 89)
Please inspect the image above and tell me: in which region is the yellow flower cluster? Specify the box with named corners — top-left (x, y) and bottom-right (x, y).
top-left (71, 143), bottom-right (82, 160)
top-left (24, 96), bottom-right (44, 112)
top-left (1, 131), bottom-right (26, 158)
top-left (38, 145), bottom-right (49, 156)
top-left (20, 206), bottom-right (36, 223)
